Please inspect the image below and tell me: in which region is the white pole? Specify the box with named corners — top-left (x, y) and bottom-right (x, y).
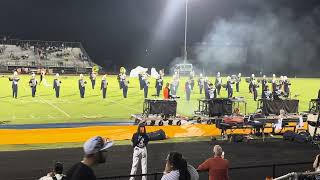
top-left (184, 0), bottom-right (188, 65)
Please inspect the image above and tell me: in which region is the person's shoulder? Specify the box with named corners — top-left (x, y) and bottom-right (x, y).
top-left (162, 171), bottom-right (179, 180)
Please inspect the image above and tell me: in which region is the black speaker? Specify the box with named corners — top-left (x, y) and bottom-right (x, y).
top-left (283, 130), bottom-right (296, 141)
top-left (294, 131), bottom-right (311, 143)
top-left (148, 100), bottom-right (177, 116)
top-left (231, 134), bottom-right (244, 142)
top-left (208, 98), bottom-right (232, 116)
top-left (147, 129), bottom-right (166, 141)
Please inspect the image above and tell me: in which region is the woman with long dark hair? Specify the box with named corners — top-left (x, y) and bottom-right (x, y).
top-left (161, 152), bottom-right (198, 180)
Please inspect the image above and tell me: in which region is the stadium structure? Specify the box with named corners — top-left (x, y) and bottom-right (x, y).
top-left (0, 38), bottom-right (98, 74)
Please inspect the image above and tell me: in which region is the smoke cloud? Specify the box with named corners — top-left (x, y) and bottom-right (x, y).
top-left (196, 4), bottom-right (320, 76)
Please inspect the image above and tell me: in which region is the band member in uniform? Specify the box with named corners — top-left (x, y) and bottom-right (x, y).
top-left (208, 83), bottom-right (217, 99)
top-left (198, 73), bottom-right (204, 94)
top-left (119, 69), bottom-right (129, 98)
top-left (283, 76), bottom-right (291, 98)
top-left (163, 82), bottom-right (170, 99)
top-left (155, 70), bottom-right (164, 97)
top-left (170, 73), bottom-right (179, 97)
top-left (78, 74), bottom-right (87, 98)
top-left (226, 76), bottom-right (234, 98)
top-left (215, 72), bottom-right (222, 95)
top-left (142, 73), bottom-right (149, 98)
top-left (249, 74), bottom-right (255, 93)
top-left (261, 75), bottom-right (268, 97)
top-left (185, 78), bottom-right (192, 101)
top-left (89, 72), bottom-right (96, 89)
top-left (118, 67), bottom-right (126, 89)
top-left (279, 76), bottom-right (284, 91)
top-left (53, 73), bottom-right (61, 98)
top-left (39, 69), bottom-right (45, 85)
top-left (9, 71), bottom-right (19, 98)
top-left (100, 74), bottom-right (108, 99)
top-left (190, 71), bottom-right (195, 90)
top-left (129, 124), bottom-right (149, 180)
top-left (236, 73), bottom-right (241, 92)
top-left (262, 85), bottom-right (272, 100)
top-left (271, 74), bottom-right (277, 93)
top-left (138, 71), bottom-right (144, 90)
top-left (252, 79), bottom-right (259, 101)
top-left (204, 77), bottom-right (210, 99)
top-left (29, 73), bottom-right (38, 97)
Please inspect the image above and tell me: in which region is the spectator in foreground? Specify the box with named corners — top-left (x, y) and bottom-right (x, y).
top-left (39, 162), bottom-right (65, 180)
top-left (161, 151), bottom-right (199, 180)
top-left (198, 145), bottom-right (229, 180)
top-left (313, 154), bottom-right (320, 180)
top-left (129, 124), bottom-right (149, 180)
top-left (66, 136), bottom-right (113, 180)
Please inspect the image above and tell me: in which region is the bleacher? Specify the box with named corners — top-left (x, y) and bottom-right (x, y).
top-left (0, 39), bottom-right (98, 73)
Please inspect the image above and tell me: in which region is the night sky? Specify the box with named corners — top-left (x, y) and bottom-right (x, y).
top-left (1, 0), bottom-right (320, 74)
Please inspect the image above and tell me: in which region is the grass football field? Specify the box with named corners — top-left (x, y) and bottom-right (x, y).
top-left (0, 74), bottom-right (319, 125)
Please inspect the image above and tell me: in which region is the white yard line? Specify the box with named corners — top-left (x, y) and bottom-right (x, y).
top-left (38, 97), bottom-right (71, 118)
top-left (22, 86), bottom-right (71, 118)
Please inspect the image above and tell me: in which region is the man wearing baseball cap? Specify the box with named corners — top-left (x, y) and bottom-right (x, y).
top-left (66, 136), bottom-right (113, 180)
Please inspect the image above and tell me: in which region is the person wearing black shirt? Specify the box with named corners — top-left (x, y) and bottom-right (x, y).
top-left (129, 124), bottom-right (149, 180)
top-left (66, 136), bottom-right (113, 180)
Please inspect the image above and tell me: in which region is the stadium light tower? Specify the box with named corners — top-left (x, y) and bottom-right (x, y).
top-left (183, 0), bottom-right (188, 65)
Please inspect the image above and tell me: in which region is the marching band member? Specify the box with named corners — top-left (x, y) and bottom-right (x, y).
top-left (39, 69), bottom-right (45, 85)
top-left (262, 85), bottom-right (272, 100)
top-left (155, 70), bottom-right (164, 97)
top-left (249, 74), bottom-right (255, 93)
top-left (170, 81), bottom-right (177, 96)
top-left (185, 77), bottom-right (192, 101)
top-left (208, 83), bottom-right (217, 99)
top-left (215, 72), bottom-right (222, 95)
top-left (142, 73), bottom-right (149, 98)
top-left (118, 67), bottom-right (126, 89)
top-left (204, 77), bottom-right (210, 99)
top-left (9, 71), bottom-right (20, 98)
top-left (89, 71), bottom-right (96, 89)
top-left (78, 74), bottom-right (87, 98)
top-left (173, 72), bottom-right (180, 95)
top-left (226, 76), bottom-right (234, 98)
top-left (261, 75), bottom-right (268, 97)
top-left (100, 74), bottom-right (108, 99)
top-left (29, 73), bottom-right (38, 97)
top-left (138, 71), bottom-right (144, 90)
top-left (53, 73), bottom-right (61, 98)
top-left (283, 76), bottom-right (291, 98)
top-left (198, 73), bottom-right (204, 94)
top-left (271, 74), bottom-right (277, 93)
top-left (236, 73), bottom-right (241, 92)
top-left (252, 78), bottom-right (259, 101)
top-left (279, 76), bottom-right (284, 91)
top-left (119, 67), bottom-right (129, 98)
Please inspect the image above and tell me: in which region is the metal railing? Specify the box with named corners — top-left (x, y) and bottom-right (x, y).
top-left (96, 161), bottom-right (314, 180)
top-left (274, 171), bottom-right (320, 180)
